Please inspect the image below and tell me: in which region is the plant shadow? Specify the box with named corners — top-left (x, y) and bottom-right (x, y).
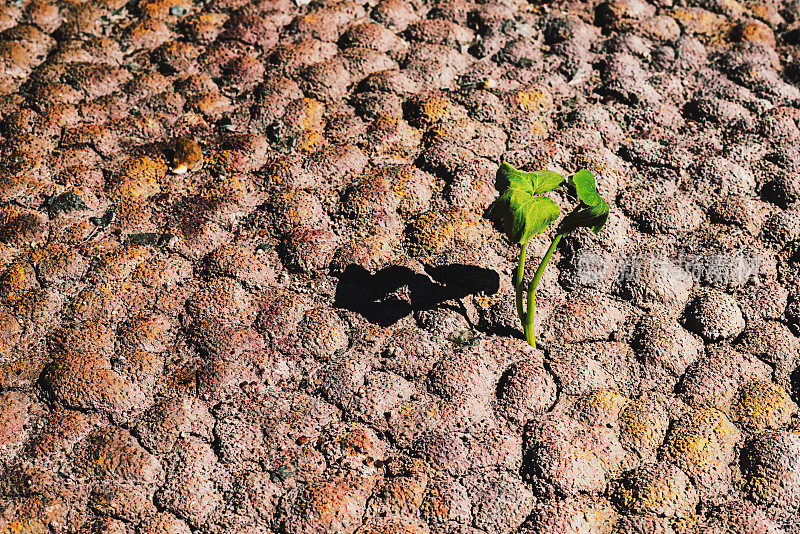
top-left (334, 263), bottom-right (500, 327)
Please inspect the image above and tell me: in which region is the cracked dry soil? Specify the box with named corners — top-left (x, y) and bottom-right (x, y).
top-left (1, 0), bottom-right (800, 532)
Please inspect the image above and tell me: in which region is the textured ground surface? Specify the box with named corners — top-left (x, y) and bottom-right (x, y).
top-left (1, 0), bottom-right (800, 532)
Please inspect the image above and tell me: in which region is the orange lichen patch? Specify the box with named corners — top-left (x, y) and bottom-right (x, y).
top-left (523, 118), bottom-right (552, 139)
top-left (0, 170), bottom-right (28, 202)
top-left (68, 285), bottom-right (122, 323)
top-left (343, 425), bottom-right (388, 460)
top-left (731, 381), bottom-right (796, 433)
top-left (194, 92), bottom-right (234, 118)
top-left (297, 129), bottom-right (325, 153)
top-left (293, 472), bottom-right (377, 531)
top-left (331, 234), bottom-right (395, 273)
top-left (114, 347), bottom-right (164, 383)
top-left (359, 522), bottom-right (427, 534)
top-left (50, 321), bottom-right (114, 356)
top-left (139, 0), bottom-right (193, 18)
top-left (612, 462), bottom-right (698, 518)
top-left (202, 149), bottom-right (234, 177)
top-left (747, 3), bottom-right (776, 23)
top-left (126, 17), bottom-right (172, 51)
top-left (408, 207), bottom-right (481, 258)
top-left (108, 155), bottom-right (166, 201)
top-left (511, 88), bottom-right (553, 113)
top-left (283, 97), bottom-right (325, 132)
top-left (62, 123), bottom-right (103, 146)
top-left (668, 7), bottom-right (732, 39)
top-left (728, 20), bottom-right (775, 47)
top-left (182, 12), bottom-right (228, 43)
top-left (0, 208), bottom-right (46, 246)
top-left (202, 172), bottom-right (247, 200)
top-left (420, 482), bottom-right (450, 522)
top-left (28, 242), bottom-right (84, 282)
top-left (0, 40), bottom-right (31, 76)
top-left (117, 315), bottom-right (171, 351)
top-left (573, 388), bottom-right (627, 426)
top-left (619, 398), bottom-right (669, 454)
top-left (366, 116), bottom-right (423, 162)
top-left (78, 426), bottom-right (162, 482)
top-left (297, 307), bottom-right (348, 358)
top-left (417, 97), bottom-right (457, 127)
top-left (133, 255), bottom-right (191, 287)
top-left (88, 246), bottom-right (152, 284)
top-left (259, 155), bottom-right (298, 187)
top-left (664, 407), bottom-right (739, 476)
top-left (380, 477), bottom-right (427, 513)
top-left (0, 357), bottom-right (42, 389)
top-left (2, 494), bottom-right (69, 534)
top-left (0, 262), bottom-right (38, 304)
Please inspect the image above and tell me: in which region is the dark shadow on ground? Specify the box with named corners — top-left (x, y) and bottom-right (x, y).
top-left (334, 264), bottom-right (500, 327)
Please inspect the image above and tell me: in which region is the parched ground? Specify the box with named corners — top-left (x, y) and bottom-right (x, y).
top-left (1, 0), bottom-right (800, 532)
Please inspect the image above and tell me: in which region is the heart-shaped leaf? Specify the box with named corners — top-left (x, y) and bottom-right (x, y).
top-left (557, 169), bottom-right (609, 235)
top-left (484, 163), bottom-right (564, 244)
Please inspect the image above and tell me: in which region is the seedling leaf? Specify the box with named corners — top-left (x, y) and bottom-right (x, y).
top-left (270, 465), bottom-right (294, 483)
top-left (129, 232), bottom-right (175, 247)
top-left (129, 233), bottom-right (159, 245)
top-left (484, 162), bottom-right (564, 244)
top-left (90, 209), bottom-right (115, 229)
top-left (42, 192), bottom-right (88, 217)
top-left (558, 169), bottom-right (609, 235)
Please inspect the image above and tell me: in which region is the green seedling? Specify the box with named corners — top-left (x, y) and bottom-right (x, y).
top-left (270, 465), bottom-right (294, 483)
top-left (448, 329), bottom-right (481, 352)
top-left (90, 209), bottom-right (115, 229)
top-left (42, 192), bottom-right (88, 217)
top-left (484, 163), bottom-right (609, 348)
top-left (129, 232), bottom-right (175, 247)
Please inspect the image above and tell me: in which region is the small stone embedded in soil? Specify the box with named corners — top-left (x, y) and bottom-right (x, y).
top-left (167, 136), bottom-right (203, 174)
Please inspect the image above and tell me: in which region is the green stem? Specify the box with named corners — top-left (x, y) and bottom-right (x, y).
top-left (515, 242), bottom-right (527, 331)
top-left (525, 289), bottom-right (536, 348)
top-left (524, 233), bottom-right (563, 349)
top-left (532, 234), bottom-right (563, 291)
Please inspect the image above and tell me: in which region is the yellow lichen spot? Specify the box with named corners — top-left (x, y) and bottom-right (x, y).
top-left (387, 477), bottom-right (426, 511)
top-left (731, 380), bottom-right (795, 433)
top-left (419, 97), bottom-right (455, 126)
top-left (5, 519), bottom-right (48, 534)
top-left (203, 150), bottom-right (234, 176)
top-left (296, 98), bottom-right (325, 131)
top-left (109, 156), bottom-right (166, 201)
top-left (575, 388), bottom-right (626, 426)
top-left (195, 93), bottom-right (233, 117)
top-left (410, 208), bottom-right (480, 257)
top-left (0, 358), bottom-right (31, 384)
top-left (513, 88), bottom-right (553, 113)
top-left (587, 388), bottom-right (625, 411)
top-left (364, 324), bottom-right (384, 343)
top-left (665, 408), bottom-right (739, 475)
top-left (296, 129), bottom-right (324, 153)
top-left (668, 7), bottom-right (732, 40)
top-left (0, 262), bottom-right (37, 303)
top-left (140, 0), bottom-right (192, 18)
top-left (728, 20), bottom-right (775, 47)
